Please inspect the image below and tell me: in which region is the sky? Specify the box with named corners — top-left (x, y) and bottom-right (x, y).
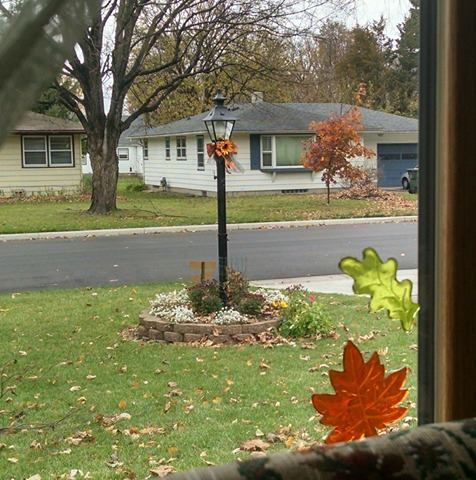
top-left (345, 0), bottom-right (412, 38)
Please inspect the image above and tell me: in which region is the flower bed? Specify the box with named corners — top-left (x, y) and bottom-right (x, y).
top-left (136, 273), bottom-right (333, 344)
top-left (136, 285), bottom-right (286, 344)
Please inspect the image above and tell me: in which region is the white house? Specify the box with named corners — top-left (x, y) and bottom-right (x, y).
top-left (130, 101), bottom-right (418, 195)
top-left (82, 117), bottom-right (149, 176)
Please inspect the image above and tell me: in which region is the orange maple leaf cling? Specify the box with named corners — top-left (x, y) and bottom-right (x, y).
top-left (312, 341), bottom-right (408, 444)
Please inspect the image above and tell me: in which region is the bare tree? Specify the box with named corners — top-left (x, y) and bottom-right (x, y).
top-left (50, 0), bottom-right (352, 214)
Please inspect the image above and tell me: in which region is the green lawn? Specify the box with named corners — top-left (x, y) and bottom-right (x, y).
top-left (0, 176), bottom-right (418, 234)
top-left (0, 284), bottom-right (417, 478)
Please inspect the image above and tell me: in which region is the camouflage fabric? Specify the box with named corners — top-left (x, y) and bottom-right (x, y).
top-left (168, 418), bottom-right (476, 479)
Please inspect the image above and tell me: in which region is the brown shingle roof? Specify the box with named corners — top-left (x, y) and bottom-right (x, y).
top-left (11, 112), bottom-right (84, 133)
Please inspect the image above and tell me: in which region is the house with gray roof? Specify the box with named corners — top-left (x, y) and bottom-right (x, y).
top-left (0, 112), bottom-right (84, 196)
top-left (82, 116), bottom-right (150, 176)
top-left (130, 99), bottom-right (418, 195)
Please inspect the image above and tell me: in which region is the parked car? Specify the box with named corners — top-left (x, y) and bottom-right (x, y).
top-left (401, 167), bottom-right (418, 190)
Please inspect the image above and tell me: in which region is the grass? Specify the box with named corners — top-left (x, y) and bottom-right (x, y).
top-left (0, 283), bottom-right (417, 478)
top-left (0, 176), bottom-right (418, 234)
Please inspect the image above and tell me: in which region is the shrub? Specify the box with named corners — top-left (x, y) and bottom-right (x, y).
top-left (126, 181), bottom-right (147, 192)
top-left (225, 269), bottom-right (249, 307)
top-left (239, 293), bottom-right (264, 316)
top-left (81, 175), bottom-right (92, 193)
top-left (338, 168), bottom-right (392, 200)
top-left (279, 292), bottom-right (332, 338)
top-left (188, 280), bottom-right (223, 315)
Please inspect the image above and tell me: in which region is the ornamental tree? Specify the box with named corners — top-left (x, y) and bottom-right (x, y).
top-left (302, 106), bottom-right (374, 204)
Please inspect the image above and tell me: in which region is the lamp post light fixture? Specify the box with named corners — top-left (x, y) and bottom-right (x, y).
top-left (203, 91), bottom-right (237, 305)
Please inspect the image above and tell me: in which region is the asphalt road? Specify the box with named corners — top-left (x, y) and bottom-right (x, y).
top-left (0, 222), bottom-right (417, 293)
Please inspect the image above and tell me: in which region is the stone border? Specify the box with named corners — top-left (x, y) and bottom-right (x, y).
top-left (137, 310), bottom-right (281, 344)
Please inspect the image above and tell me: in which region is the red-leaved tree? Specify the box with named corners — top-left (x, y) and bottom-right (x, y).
top-left (302, 106), bottom-right (375, 204)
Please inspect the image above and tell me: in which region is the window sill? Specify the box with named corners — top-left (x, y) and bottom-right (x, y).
top-left (260, 167), bottom-right (312, 173)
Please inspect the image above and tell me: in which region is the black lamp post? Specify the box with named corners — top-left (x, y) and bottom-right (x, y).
top-left (203, 91), bottom-right (237, 305)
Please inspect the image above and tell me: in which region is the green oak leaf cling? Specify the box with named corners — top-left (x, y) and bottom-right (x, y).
top-left (339, 247), bottom-right (419, 331)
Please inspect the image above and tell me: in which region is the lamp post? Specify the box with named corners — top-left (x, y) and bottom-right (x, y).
top-left (203, 91), bottom-right (237, 305)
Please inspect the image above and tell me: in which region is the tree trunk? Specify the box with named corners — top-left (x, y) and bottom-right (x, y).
top-left (326, 181), bottom-right (331, 205)
top-left (88, 130), bottom-right (120, 214)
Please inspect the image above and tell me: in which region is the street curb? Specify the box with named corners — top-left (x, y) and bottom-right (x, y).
top-left (0, 215), bottom-right (417, 242)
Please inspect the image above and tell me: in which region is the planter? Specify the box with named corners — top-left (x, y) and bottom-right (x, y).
top-left (137, 310), bottom-right (281, 344)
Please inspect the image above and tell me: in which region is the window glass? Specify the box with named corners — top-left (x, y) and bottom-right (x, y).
top-left (51, 151), bottom-right (73, 165)
top-left (276, 136), bottom-right (307, 167)
top-left (262, 136), bottom-right (272, 152)
top-left (165, 137), bottom-right (171, 160)
top-left (143, 139), bottom-right (149, 159)
top-left (197, 135), bottom-right (204, 170)
top-left (50, 136), bottom-right (71, 150)
top-left (23, 136), bottom-right (47, 166)
top-left (262, 152), bottom-right (272, 167)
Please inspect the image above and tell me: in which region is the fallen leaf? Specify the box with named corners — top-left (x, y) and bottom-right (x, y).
top-left (7, 457), bottom-right (18, 464)
top-left (118, 400), bottom-right (127, 410)
top-left (240, 439), bottom-right (270, 452)
top-left (150, 465), bottom-right (176, 477)
top-left (65, 430), bottom-right (95, 446)
top-left (26, 475), bottom-right (42, 480)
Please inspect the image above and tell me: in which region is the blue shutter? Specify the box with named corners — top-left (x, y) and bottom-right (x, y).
top-left (250, 134), bottom-right (261, 170)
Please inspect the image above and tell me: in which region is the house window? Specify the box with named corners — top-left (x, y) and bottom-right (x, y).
top-left (197, 135), bottom-right (205, 170)
top-left (23, 136), bottom-right (47, 167)
top-left (260, 135), bottom-right (309, 168)
top-left (49, 135), bottom-right (73, 166)
top-left (117, 148), bottom-right (129, 161)
top-left (23, 135), bottom-right (74, 167)
top-left (176, 136), bottom-right (186, 160)
top-left (165, 137), bottom-right (171, 161)
top-left (261, 136), bottom-right (272, 167)
top-left (143, 139), bottom-right (149, 160)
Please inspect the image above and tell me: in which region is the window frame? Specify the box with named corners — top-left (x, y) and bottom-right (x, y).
top-left (176, 136), bottom-right (187, 161)
top-left (165, 137), bottom-right (171, 161)
top-left (196, 135), bottom-right (205, 171)
top-left (48, 135), bottom-right (74, 167)
top-left (22, 134), bottom-right (75, 168)
top-left (260, 134), bottom-right (309, 169)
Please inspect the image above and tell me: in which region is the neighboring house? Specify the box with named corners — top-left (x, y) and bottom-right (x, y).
top-left (131, 100), bottom-right (418, 195)
top-left (81, 117), bottom-right (149, 176)
top-left (0, 112), bottom-right (84, 196)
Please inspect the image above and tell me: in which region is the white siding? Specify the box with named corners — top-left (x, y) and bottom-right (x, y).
top-left (144, 131), bottom-right (418, 194)
top-left (0, 134), bottom-right (82, 196)
top-left (82, 144), bottom-right (145, 176)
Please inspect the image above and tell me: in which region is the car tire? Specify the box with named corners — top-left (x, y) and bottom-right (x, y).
top-left (402, 178), bottom-right (410, 190)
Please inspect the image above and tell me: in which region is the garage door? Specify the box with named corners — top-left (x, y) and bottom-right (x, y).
top-left (377, 143), bottom-right (418, 187)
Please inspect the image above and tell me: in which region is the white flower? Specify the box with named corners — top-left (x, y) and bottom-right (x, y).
top-left (149, 289), bottom-right (196, 323)
top-left (213, 307), bottom-right (249, 325)
top-left (253, 288), bottom-right (289, 306)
